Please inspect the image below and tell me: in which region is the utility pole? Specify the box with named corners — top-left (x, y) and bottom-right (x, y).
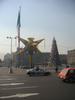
top-left (6, 36), bottom-right (17, 73)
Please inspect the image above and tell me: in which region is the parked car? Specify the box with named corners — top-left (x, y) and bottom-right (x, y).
top-left (58, 68), bottom-right (75, 82)
top-left (27, 67), bottom-right (50, 76)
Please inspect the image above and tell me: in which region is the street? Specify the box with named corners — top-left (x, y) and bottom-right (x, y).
top-left (0, 67), bottom-right (75, 100)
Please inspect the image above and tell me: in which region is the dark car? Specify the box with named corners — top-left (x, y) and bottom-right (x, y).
top-left (27, 67), bottom-right (50, 76)
top-left (58, 68), bottom-right (75, 82)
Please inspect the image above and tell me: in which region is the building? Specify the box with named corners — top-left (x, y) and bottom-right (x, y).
top-left (4, 53), bottom-right (11, 67)
top-left (67, 49), bottom-right (75, 66)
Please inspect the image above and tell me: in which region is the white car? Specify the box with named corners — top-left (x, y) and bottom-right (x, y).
top-left (27, 67), bottom-right (50, 76)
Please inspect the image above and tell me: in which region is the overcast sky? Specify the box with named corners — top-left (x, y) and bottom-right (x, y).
top-left (0, 0), bottom-right (75, 59)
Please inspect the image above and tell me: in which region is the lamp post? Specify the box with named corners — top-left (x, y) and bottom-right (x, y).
top-left (6, 36), bottom-right (17, 73)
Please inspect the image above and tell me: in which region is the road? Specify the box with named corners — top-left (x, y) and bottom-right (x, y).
top-left (0, 67), bottom-right (75, 100)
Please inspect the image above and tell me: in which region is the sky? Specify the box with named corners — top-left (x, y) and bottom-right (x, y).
top-left (0, 0), bottom-right (75, 60)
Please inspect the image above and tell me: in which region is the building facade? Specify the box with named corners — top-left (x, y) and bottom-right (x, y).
top-left (67, 50), bottom-right (75, 66)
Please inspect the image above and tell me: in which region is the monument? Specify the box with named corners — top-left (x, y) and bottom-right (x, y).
top-left (16, 37), bottom-right (44, 67)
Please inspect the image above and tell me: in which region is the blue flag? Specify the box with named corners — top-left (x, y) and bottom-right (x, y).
top-left (17, 8), bottom-right (21, 28)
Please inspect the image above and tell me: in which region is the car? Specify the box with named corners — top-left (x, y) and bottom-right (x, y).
top-left (26, 68), bottom-right (33, 73)
top-left (58, 67), bottom-right (75, 82)
top-left (27, 67), bottom-right (50, 76)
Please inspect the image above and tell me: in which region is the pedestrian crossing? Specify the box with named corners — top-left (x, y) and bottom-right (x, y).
top-left (0, 75), bottom-right (40, 99)
top-left (0, 93), bottom-right (39, 99)
top-left (1, 86), bottom-right (39, 90)
top-left (0, 82), bottom-right (24, 86)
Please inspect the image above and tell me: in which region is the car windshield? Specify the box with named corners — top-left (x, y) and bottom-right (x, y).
top-left (69, 69), bottom-right (75, 74)
top-left (61, 69), bottom-right (68, 75)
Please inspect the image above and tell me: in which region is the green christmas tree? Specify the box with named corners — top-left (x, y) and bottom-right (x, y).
top-left (51, 37), bottom-right (61, 68)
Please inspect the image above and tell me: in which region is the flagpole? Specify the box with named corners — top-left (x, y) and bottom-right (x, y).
top-left (17, 7), bottom-right (21, 67)
top-left (18, 25), bottom-right (20, 49)
top-left (17, 7), bottom-right (21, 49)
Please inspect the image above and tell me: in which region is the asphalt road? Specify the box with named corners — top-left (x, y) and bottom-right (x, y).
top-left (0, 67), bottom-right (75, 100)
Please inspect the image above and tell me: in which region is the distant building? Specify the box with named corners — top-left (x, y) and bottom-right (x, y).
top-left (15, 52), bottom-right (50, 67)
top-left (13, 51), bottom-right (67, 68)
top-left (59, 54), bottom-right (67, 66)
top-left (67, 50), bottom-right (75, 66)
top-left (4, 53), bottom-right (11, 67)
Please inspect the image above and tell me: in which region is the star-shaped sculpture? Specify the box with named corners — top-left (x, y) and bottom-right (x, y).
top-left (19, 37), bottom-right (44, 54)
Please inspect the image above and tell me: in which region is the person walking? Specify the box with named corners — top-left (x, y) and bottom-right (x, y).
top-left (55, 67), bottom-right (58, 73)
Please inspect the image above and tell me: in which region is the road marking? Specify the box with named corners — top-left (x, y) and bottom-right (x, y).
top-left (0, 83), bottom-right (24, 86)
top-left (0, 78), bottom-right (14, 81)
top-left (0, 93), bottom-right (39, 99)
top-left (2, 86), bottom-right (39, 90)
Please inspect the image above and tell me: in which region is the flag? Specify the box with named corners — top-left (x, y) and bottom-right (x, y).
top-left (17, 8), bottom-right (21, 28)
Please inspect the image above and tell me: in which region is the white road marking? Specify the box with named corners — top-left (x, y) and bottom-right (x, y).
top-left (0, 93), bottom-right (39, 99)
top-left (0, 83), bottom-right (24, 86)
top-left (2, 86), bottom-right (39, 90)
top-left (0, 78), bottom-right (14, 81)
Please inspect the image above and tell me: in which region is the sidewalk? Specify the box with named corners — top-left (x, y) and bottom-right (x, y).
top-left (0, 67), bottom-right (25, 75)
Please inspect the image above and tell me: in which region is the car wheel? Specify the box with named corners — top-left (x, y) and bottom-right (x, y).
top-left (44, 72), bottom-right (50, 76)
top-left (29, 74), bottom-right (32, 77)
top-left (68, 77), bottom-right (73, 82)
top-left (62, 79), bottom-right (67, 82)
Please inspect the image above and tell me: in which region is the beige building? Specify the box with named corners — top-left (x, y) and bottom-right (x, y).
top-left (67, 50), bottom-right (75, 65)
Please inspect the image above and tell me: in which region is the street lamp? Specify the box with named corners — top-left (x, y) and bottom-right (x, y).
top-left (6, 36), bottom-right (17, 73)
